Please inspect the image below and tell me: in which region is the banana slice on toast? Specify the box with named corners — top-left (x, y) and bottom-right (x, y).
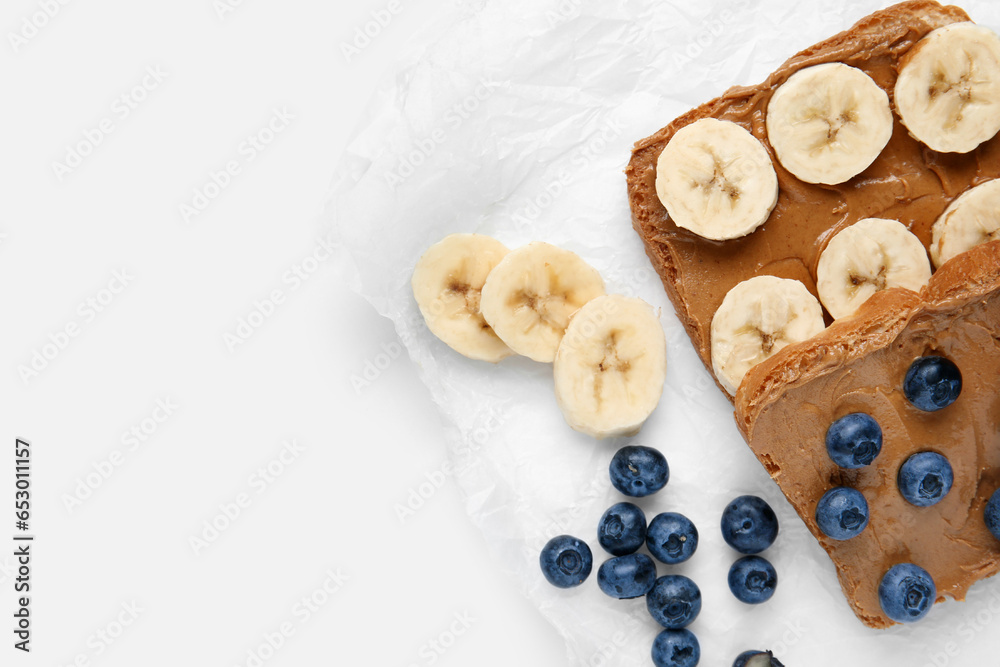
top-left (931, 179), bottom-right (1000, 267)
top-left (655, 118), bottom-right (779, 241)
top-left (711, 276), bottom-right (826, 396)
top-left (895, 22), bottom-right (1000, 154)
top-left (817, 218), bottom-right (931, 320)
top-left (766, 63), bottom-right (893, 185)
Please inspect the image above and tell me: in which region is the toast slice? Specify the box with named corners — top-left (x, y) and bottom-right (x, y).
top-left (738, 240), bottom-right (1000, 628)
top-left (625, 0), bottom-right (1000, 397)
top-left (626, 0), bottom-right (1000, 627)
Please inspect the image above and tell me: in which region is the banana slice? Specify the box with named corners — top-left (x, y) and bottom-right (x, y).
top-left (816, 218), bottom-right (931, 320)
top-left (895, 22), bottom-right (1000, 154)
top-left (553, 295), bottom-right (667, 439)
top-left (411, 233), bottom-right (514, 362)
top-left (480, 242), bottom-right (605, 362)
top-left (766, 63), bottom-right (893, 185)
top-left (711, 276), bottom-right (825, 396)
top-left (931, 179), bottom-right (1000, 267)
top-left (655, 118), bottom-right (778, 241)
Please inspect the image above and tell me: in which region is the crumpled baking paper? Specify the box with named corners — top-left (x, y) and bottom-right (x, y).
top-left (329, 1), bottom-right (1000, 664)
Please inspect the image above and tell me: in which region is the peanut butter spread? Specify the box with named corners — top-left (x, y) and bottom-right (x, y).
top-left (739, 241), bottom-right (1000, 628)
top-left (627, 0), bottom-right (992, 387)
top-left (626, 0), bottom-right (1000, 627)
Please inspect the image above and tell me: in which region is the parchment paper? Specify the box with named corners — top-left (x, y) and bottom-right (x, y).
top-left (329, 1), bottom-right (1000, 664)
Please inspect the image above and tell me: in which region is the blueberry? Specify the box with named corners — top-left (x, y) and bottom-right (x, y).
top-left (728, 555), bottom-right (778, 604)
top-left (898, 452), bottom-right (953, 507)
top-left (596, 553), bottom-right (657, 599)
top-left (985, 488), bottom-right (1000, 541)
top-left (609, 445), bottom-right (669, 497)
top-left (878, 563), bottom-right (936, 623)
top-left (825, 413), bottom-right (882, 468)
top-left (539, 535), bottom-right (592, 588)
top-left (651, 629), bottom-right (700, 667)
top-left (598, 502), bottom-right (647, 556)
top-left (720, 495), bottom-right (779, 554)
top-left (646, 575), bottom-right (702, 629)
top-left (815, 487), bottom-right (869, 540)
top-left (647, 512), bottom-right (699, 564)
top-left (904, 356), bottom-right (961, 411)
top-left (733, 650), bottom-right (785, 667)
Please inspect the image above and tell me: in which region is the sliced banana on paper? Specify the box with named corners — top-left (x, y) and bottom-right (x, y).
top-left (411, 233), bottom-right (515, 362)
top-left (711, 276), bottom-right (825, 396)
top-left (655, 118), bottom-right (779, 241)
top-left (766, 62), bottom-right (893, 185)
top-left (931, 179), bottom-right (1000, 267)
top-left (554, 295), bottom-right (667, 439)
top-left (816, 218), bottom-right (931, 320)
top-left (895, 22), bottom-right (1000, 154)
top-left (480, 242), bottom-right (606, 363)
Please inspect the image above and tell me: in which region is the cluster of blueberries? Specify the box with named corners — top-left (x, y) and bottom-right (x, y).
top-left (538, 355), bottom-right (1000, 661)
top-left (539, 445), bottom-right (784, 667)
top-left (821, 355), bottom-right (1000, 623)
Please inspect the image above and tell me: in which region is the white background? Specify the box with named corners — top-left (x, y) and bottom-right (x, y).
top-left (8, 1), bottom-right (1000, 667)
top-left (2, 0), bottom-right (567, 665)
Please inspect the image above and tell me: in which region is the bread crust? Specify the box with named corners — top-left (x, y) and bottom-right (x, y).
top-left (626, 1), bottom-right (1000, 628)
top-left (626, 0), bottom-right (973, 398)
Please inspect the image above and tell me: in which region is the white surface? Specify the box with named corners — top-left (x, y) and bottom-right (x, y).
top-left (332, 1), bottom-right (1000, 666)
top-left (3, 1), bottom-right (564, 666)
top-left (6, 1), bottom-right (1000, 667)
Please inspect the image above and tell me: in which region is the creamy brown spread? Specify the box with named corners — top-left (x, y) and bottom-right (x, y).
top-left (626, 0), bottom-right (997, 389)
top-left (739, 241), bottom-right (1000, 628)
top-left (626, 0), bottom-right (1000, 628)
